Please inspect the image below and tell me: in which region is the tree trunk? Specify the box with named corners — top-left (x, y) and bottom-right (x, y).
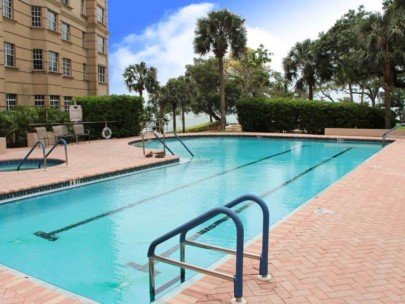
top-left (172, 106), bottom-right (177, 132)
top-left (218, 56), bottom-right (226, 130)
top-left (349, 84), bottom-right (353, 102)
top-left (210, 115), bottom-right (213, 123)
top-left (360, 86), bottom-right (364, 104)
top-left (181, 106), bottom-right (186, 133)
top-left (384, 62), bottom-right (392, 129)
top-left (308, 80), bottom-right (313, 100)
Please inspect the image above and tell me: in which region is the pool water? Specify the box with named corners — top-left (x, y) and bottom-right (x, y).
top-left (0, 137), bottom-right (382, 303)
top-left (0, 159), bottom-right (64, 172)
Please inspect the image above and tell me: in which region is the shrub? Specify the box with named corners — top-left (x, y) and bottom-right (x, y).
top-left (236, 98), bottom-right (389, 134)
top-left (76, 95), bottom-right (143, 139)
top-left (186, 121), bottom-right (220, 133)
top-left (0, 107), bottom-right (68, 147)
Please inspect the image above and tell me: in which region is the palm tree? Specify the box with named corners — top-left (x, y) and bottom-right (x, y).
top-left (283, 39), bottom-right (317, 100)
top-left (356, 6), bottom-right (405, 128)
top-left (122, 62), bottom-right (159, 97)
top-left (194, 9), bottom-right (247, 131)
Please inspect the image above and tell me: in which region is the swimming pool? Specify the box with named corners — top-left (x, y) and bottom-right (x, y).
top-left (0, 136), bottom-right (382, 303)
top-left (0, 159), bottom-right (64, 172)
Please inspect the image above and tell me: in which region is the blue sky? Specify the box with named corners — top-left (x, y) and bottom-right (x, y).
top-left (108, 1), bottom-right (383, 95)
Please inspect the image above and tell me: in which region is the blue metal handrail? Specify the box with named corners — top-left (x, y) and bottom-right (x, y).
top-left (17, 141), bottom-right (47, 171)
top-left (173, 132), bottom-right (194, 157)
top-left (383, 122), bottom-right (405, 143)
top-left (38, 139), bottom-right (68, 168)
top-left (152, 131), bottom-right (174, 155)
top-left (224, 194), bottom-right (270, 280)
top-left (148, 206), bottom-right (245, 302)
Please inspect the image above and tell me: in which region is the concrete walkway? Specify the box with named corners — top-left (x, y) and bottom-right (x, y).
top-left (1, 135), bottom-right (404, 303)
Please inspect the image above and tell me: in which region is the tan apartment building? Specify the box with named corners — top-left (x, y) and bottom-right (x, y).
top-left (0, 0), bottom-right (109, 111)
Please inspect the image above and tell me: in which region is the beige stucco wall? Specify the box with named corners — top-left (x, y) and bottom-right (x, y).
top-left (0, 0), bottom-right (109, 109)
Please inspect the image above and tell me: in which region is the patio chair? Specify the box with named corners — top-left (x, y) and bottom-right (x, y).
top-left (73, 124), bottom-right (90, 144)
top-left (52, 125), bottom-right (74, 143)
top-left (35, 127), bottom-right (50, 146)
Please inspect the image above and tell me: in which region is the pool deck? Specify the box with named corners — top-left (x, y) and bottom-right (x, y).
top-left (1, 133), bottom-right (405, 303)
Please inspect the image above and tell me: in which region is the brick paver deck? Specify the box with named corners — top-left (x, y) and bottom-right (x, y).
top-left (1, 134), bottom-right (404, 303)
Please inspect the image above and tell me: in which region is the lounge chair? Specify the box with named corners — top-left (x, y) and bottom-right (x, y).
top-left (35, 127), bottom-right (50, 146)
top-left (52, 125), bottom-right (74, 143)
top-left (73, 124), bottom-right (90, 143)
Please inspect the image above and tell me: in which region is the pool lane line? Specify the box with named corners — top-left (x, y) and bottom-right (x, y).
top-left (127, 147), bottom-right (352, 274)
top-left (34, 146), bottom-right (303, 241)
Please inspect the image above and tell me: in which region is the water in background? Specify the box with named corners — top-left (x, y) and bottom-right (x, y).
top-left (165, 113), bottom-right (238, 131)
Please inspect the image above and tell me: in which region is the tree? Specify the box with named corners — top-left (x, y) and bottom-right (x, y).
top-left (355, 4), bottom-right (405, 128)
top-left (194, 9), bottom-right (247, 130)
top-left (227, 45), bottom-right (272, 98)
top-left (122, 62), bottom-right (160, 97)
top-left (283, 39), bottom-right (332, 100)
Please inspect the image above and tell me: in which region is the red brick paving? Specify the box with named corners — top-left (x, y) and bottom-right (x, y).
top-left (1, 134), bottom-right (404, 303)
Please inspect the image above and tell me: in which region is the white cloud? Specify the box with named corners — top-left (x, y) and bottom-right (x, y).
top-left (109, 3), bottom-right (215, 95)
top-left (109, 1), bottom-right (384, 96)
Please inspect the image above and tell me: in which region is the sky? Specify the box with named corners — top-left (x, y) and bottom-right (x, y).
top-left (108, 0), bottom-right (384, 96)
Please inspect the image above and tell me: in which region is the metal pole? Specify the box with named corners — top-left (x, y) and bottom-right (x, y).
top-left (180, 242), bottom-right (186, 283)
top-left (149, 257), bottom-right (156, 302)
top-left (142, 133), bottom-right (145, 156)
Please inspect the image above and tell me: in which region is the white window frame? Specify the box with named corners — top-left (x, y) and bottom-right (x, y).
top-left (64, 96), bottom-right (72, 112)
top-left (63, 58), bottom-right (72, 77)
top-left (98, 65), bottom-right (106, 83)
top-left (61, 22), bottom-right (70, 41)
top-left (47, 10), bottom-right (57, 31)
top-left (4, 42), bottom-right (15, 67)
top-left (97, 6), bottom-right (104, 23)
top-left (50, 95), bottom-right (60, 110)
top-left (33, 49), bottom-right (43, 70)
top-left (31, 6), bottom-right (42, 27)
top-left (97, 35), bottom-right (105, 53)
top-left (34, 95), bottom-right (45, 107)
top-left (6, 94), bottom-right (17, 111)
top-left (3, 0), bottom-right (12, 18)
top-left (48, 51), bottom-right (58, 72)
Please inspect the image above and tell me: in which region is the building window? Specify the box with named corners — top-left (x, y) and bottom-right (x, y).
top-left (82, 31), bottom-right (86, 47)
top-left (61, 0), bottom-right (68, 5)
top-left (63, 58), bottom-right (72, 76)
top-left (98, 65), bottom-right (106, 83)
top-left (80, 0), bottom-right (85, 15)
top-left (3, 0), bottom-right (12, 18)
top-left (33, 49), bottom-right (43, 70)
top-left (4, 42), bottom-right (15, 67)
top-left (34, 95), bottom-right (45, 107)
top-left (48, 51), bottom-right (58, 72)
top-left (61, 22), bottom-right (70, 41)
top-left (97, 36), bottom-right (105, 53)
top-left (47, 10), bottom-right (57, 31)
top-left (6, 94), bottom-right (16, 111)
top-left (97, 6), bottom-right (104, 23)
top-left (64, 96), bottom-right (72, 112)
top-left (31, 6), bottom-right (42, 27)
top-left (50, 95), bottom-right (60, 109)
top-left (82, 63), bottom-right (87, 79)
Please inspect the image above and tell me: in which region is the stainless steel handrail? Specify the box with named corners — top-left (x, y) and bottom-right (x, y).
top-left (383, 122), bottom-right (405, 143)
top-left (38, 139), bottom-right (68, 168)
top-left (17, 141), bottom-right (47, 171)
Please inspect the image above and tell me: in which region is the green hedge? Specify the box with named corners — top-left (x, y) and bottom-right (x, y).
top-left (236, 98), bottom-right (389, 134)
top-left (185, 121), bottom-right (220, 133)
top-left (76, 95), bottom-right (143, 139)
top-left (0, 107), bottom-right (69, 147)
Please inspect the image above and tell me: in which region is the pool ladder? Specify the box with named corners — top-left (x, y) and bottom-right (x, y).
top-left (16, 139), bottom-right (68, 171)
top-left (382, 122), bottom-right (405, 144)
top-left (147, 194), bottom-right (271, 303)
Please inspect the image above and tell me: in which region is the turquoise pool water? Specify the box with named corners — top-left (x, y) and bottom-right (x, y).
top-left (0, 159), bottom-right (64, 172)
top-left (0, 137), bottom-right (381, 303)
